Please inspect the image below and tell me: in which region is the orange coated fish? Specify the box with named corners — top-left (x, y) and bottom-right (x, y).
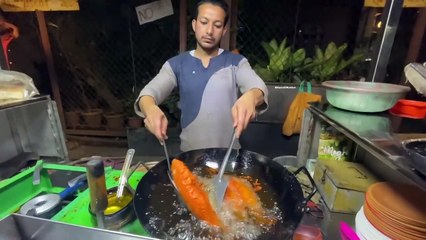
top-left (171, 159), bottom-right (223, 227)
top-left (224, 176), bottom-right (276, 225)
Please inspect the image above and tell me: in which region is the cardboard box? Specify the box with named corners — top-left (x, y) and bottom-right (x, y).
top-left (313, 159), bottom-right (378, 213)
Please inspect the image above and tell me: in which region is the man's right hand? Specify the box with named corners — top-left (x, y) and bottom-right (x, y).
top-left (139, 96), bottom-right (168, 142)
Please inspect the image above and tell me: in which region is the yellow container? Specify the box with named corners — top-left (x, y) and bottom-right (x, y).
top-left (313, 159), bottom-right (378, 213)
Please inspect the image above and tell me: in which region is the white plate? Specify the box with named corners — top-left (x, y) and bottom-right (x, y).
top-left (356, 206), bottom-right (391, 240)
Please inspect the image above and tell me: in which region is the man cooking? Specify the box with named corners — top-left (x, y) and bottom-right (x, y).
top-left (135, 0), bottom-right (268, 152)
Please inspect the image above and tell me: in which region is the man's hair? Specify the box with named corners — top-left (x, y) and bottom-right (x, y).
top-left (194, 0), bottom-right (229, 26)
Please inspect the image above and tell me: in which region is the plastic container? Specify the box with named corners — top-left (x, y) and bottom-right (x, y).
top-left (389, 99), bottom-right (426, 119)
top-left (293, 224), bottom-right (323, 240)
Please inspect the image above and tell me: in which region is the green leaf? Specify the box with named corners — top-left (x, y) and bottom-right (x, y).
top-left (292, 48), bottom-right (306, 67)
top-left (335, 53), bottom-right (364, 73)
top-left (315, 46), bottom-right (324, 61)
top-left (254, 65), bottom-right (276, 82)
top-left (277, 38), bottom-right (287, 54)
top-left (324, 42), bottom-right (338, 59)
top-left (261, 41), bottom-right (274, 59)
top-left (269, 39), bottom-right (278, 51)
top-left (269, 52), bottom-right (283, 73)
top-left (280, 47), bottom-right (292, 71)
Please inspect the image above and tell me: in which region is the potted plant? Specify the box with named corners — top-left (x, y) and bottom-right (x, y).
top-left (254, 38), bottom-right (306, 83)
top-left (104, 111), bottom-right (125, 131)
top-left (252, 39), bottom-right (364, 124)
top-left (124, 93), bottom-right (143, 129)
top-left (64, 109), bottom-right (81, 129)
top-left (294, 42), bottom-right (364, 83)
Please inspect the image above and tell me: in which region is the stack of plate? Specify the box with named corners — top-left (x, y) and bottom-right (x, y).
top-left (359, 182), bottom-right (426, 240)
top-left (355, 206), bottom-right (390, 240)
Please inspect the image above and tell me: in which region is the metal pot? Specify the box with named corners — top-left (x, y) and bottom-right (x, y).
top-left (133, 148), bottom-right (316, 239)
top-left (89, 185), bottom-right (135, 230)
top-left (402, 138), bottom-right (426, 176)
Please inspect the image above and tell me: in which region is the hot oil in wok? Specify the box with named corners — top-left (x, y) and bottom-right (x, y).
top-left (165, 167), bottom-right (283, 240)
top-left (138, 150), bottom-right (302, 240)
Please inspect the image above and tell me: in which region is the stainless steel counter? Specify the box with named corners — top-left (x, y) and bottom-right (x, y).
top-left (0, 214), bottom-right (158, 240)
top-left (298, 103), bottom-right (426, 190)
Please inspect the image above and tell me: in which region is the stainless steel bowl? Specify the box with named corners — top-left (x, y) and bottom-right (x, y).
top-left (322, 81), bottom-right (410, 112)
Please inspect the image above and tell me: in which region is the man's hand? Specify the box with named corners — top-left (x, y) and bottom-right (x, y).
top-left (139, 96), bottom-right (168, 142)
top-left (231, 88), bottom-right (264, 138)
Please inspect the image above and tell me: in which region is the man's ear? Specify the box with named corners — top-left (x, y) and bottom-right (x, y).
top-left (191, 19), bottom-right (196, 32)
top-left (222, 26), bottom-right (228, 37)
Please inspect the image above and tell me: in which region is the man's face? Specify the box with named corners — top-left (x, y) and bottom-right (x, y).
top-left (192, 3), bottom-right (227, 52)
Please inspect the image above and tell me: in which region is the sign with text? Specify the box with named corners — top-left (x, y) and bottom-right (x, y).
top-left (135, 0), bottom-right (174, 25)
top-left (365, 0), bottom-right (426, 7)
top-left (1, 0), bottom-right (79, 11)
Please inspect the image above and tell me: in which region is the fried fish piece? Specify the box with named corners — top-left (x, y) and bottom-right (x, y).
top-left (171, 159), bottom-right (223, 227)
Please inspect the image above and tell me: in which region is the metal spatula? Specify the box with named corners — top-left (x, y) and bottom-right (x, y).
top-left (162, 140), bottom-right (188, 209)
top-left (213, 130), bottom-right (237, 210)
top-left (162, 140), bottom-right (176, 188)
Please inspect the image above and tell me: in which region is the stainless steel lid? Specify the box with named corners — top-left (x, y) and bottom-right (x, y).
top-left (405, 63), bottom-right (426, 97)
top-left (20, 194), bottom-right (61, 216)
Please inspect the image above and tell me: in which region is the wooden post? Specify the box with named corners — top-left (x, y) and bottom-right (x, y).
top-left (35, 11), bottom-right (65, 131)
top-left (229, 0), bottom-right (238, 51)
top-left (405, 8), bottom-right (426, 65)
top-left (220, 0), bottom-right (232, 50)
top-left (179, 0), bottom-right (187, 53)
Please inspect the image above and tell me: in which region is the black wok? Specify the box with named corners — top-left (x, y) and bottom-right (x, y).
top-left (133, 148), bottom-right (316, 239)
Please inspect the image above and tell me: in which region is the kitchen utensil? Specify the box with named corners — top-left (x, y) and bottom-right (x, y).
top-left (161, 140), bottom-right (175, 187)
top-left (86, 158), bottom-right (108, 229)
top-left (32, 161), bottom-right (43, 185)
top-left (162, 140), bottom-right (187, 209)
top-left (133, 148), bottom-right (317, 239)
top-left (322, 81), bottom-right (410, 112)
top-left (20, 178), bottom-right (86, 218)
top-left (212, 129), bottom-right (236, 209)
top-left (67, 173), bottom-right (87, 187)
top-left (401, 138), bottom-right (426, 176)
top-left (88, 185), bottom-right (135, 230)
top-left (404, 62), bottom-right (426, 97)
top-left (116, 149), bottom-right (135, 199)
top-left (389, 99), bottom-right (426, 119)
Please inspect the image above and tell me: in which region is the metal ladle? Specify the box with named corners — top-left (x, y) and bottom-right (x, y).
top-left (116, 149), bottom-right (135, 199)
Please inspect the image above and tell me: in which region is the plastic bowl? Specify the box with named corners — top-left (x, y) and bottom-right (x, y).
top-left (389, 99), bottom-right (426, 119)
top-left (322, 81), bottom-right (410, 113)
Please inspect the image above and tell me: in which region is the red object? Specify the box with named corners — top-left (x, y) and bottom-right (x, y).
top-left (1, 35), bottom-right (14, 70)
top-left (389, 99), bottom-right (426, 119)
top-left (293, 225), bottom-right (323, 240)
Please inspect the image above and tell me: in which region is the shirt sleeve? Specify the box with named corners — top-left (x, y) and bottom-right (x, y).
top-left (235, 57), bottom-right (269, 114)
top-left (134, 61), bottom-right (177, 117)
